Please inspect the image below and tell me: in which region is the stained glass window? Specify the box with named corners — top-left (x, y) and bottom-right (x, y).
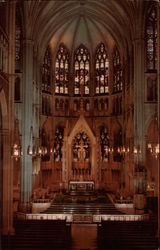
top-left (146, 4), bottom-right (157, 71)
top-left (55, 44), bottom-right (69, 95)
top-left (74, 44), bottom-right (90, 95)
top-left (42, 47), bottom-right (52, 93)
top-left (113, 47), bottom-right (122, 93)
top-left (95, 43), bottom-right (109, 95)
top-left (54, 127), bottom-right (64, 161)
top-left (100, 126), bottom-right (110, 162)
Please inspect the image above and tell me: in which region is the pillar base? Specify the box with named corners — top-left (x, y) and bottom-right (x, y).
top-left (19, 202), bottom-right (32, 213)
top-left (2, 226), bottom-right (15, 236)
top-left (134, 193), bottom-right (146, 212)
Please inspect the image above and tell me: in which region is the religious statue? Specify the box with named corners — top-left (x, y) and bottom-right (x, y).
top-left (77, 141), bottom-right (86, 161)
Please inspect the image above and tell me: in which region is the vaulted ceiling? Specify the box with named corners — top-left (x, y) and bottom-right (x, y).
top-left (21, 0), bottom-right (150, 60)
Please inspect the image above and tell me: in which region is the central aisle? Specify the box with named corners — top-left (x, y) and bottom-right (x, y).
top-left (71, 224), bottom-right (98, 250)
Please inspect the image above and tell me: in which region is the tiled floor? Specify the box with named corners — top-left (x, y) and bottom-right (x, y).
top-left (71, 224), bottom-right (97, 250)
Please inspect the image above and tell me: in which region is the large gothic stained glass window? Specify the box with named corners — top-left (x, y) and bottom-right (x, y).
top-left (55, 44), bottom-right (69, 95)
top-left (113, 47), bottom-right (122, 93)
top-left (74, 44), bottom-right (90, 95)
top-left (146, 4), bottom-right (157, 71)
top-left (42, 47), bottom-right (52, 93)
top-left (95, 43), bottom-right (109, 95)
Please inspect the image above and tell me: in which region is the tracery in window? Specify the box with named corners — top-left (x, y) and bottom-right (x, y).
top-left (42, 47), bottom-right (52, 93)
top-left (54, 127), bottom-right (64, 161)
top-left (55, 44), bottom-right (69, 95)
top-left (72, 132), bottom-right (90, 162)
top-left (100, 126), bottom-right (110, 162)
top-left (95, 43), bottom-right (109, 95)
top-left (146, 4), bottom-right (157, 71)
top-left (113, 47), bottom-right (122, 93)
top-left (74, 44), bottom-right (90, 95)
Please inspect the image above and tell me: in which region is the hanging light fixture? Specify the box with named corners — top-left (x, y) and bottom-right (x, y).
top-left (27, 126), bottom-right (33, 156)
top-left (11, 119), bottom-right (23, 159)
top-left (147, 116), bottom-right (159, 159)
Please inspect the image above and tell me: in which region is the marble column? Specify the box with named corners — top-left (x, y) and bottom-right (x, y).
top-left (133, 36), bottom-right (145, 166)
top-left (20, 39), bottom-right (34, 211)
top-left (2, 130), bottom-right (14, 235)
top-left (2, 1), bottom-right (16, 235)
top-left (133, 34), bottom-right (146, 212)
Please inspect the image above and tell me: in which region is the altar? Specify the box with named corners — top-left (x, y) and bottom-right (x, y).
top-left (69, 181), bottom-right (94, 192)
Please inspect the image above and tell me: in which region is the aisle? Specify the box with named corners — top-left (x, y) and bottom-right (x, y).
top-left (71, 224), bottom-right (97, 250)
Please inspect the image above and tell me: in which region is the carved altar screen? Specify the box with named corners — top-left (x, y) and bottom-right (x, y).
top-left (72, 132), bottom-right (91, 180)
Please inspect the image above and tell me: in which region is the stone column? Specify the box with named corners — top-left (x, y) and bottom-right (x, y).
top-left (2, 1), bottom-right (16, 235)
top-left (134, 36), bottom-right (145, 165)
top-left (20, 39), bottom-right (34, 211)
top-left (133, 34), bottom-right (146, 212)
top-left (2, 130), bottom-right (14, 235)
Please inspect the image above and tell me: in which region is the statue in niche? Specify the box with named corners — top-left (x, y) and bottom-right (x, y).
top-left (72, 132), bottom-right (90, 162)
top-left (77, 140), bottom-right (86, 161)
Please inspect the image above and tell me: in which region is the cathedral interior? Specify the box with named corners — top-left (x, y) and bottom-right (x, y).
top-left (0, 1), bottom-right (160, 249)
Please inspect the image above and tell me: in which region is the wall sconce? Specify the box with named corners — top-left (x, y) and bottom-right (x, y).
top-left (148, 143), bottom-right (159, 158)
top-left (28, 126), bottom-right (33, 156)
top-left (133, 145), bottom-right (141, 155)
top-left (11, 143), bottom-right (23, 159)
top-left (27, 145), bottom-right (33, 156)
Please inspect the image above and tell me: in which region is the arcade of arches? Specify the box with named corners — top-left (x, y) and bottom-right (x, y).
top-left (0, 0), bottom-right (159, 236)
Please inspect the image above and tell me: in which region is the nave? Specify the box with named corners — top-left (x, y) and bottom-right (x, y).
top-left (2, 194), bottom-right (158, 250)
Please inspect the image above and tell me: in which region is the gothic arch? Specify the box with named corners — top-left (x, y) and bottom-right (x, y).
top-left (65, 116), bottom-right (98, 187)
top-left (68, 116), bottom-right (96, 145)
top-left (144, 110), bottom-right (157, 137)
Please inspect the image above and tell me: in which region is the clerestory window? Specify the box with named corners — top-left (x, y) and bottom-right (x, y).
top-left (95, 43), bottom-right (109, 95)
top-left (55, 44), bottom-right (69, 95)
top-left (74, 44), bottom-right (90, 96)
